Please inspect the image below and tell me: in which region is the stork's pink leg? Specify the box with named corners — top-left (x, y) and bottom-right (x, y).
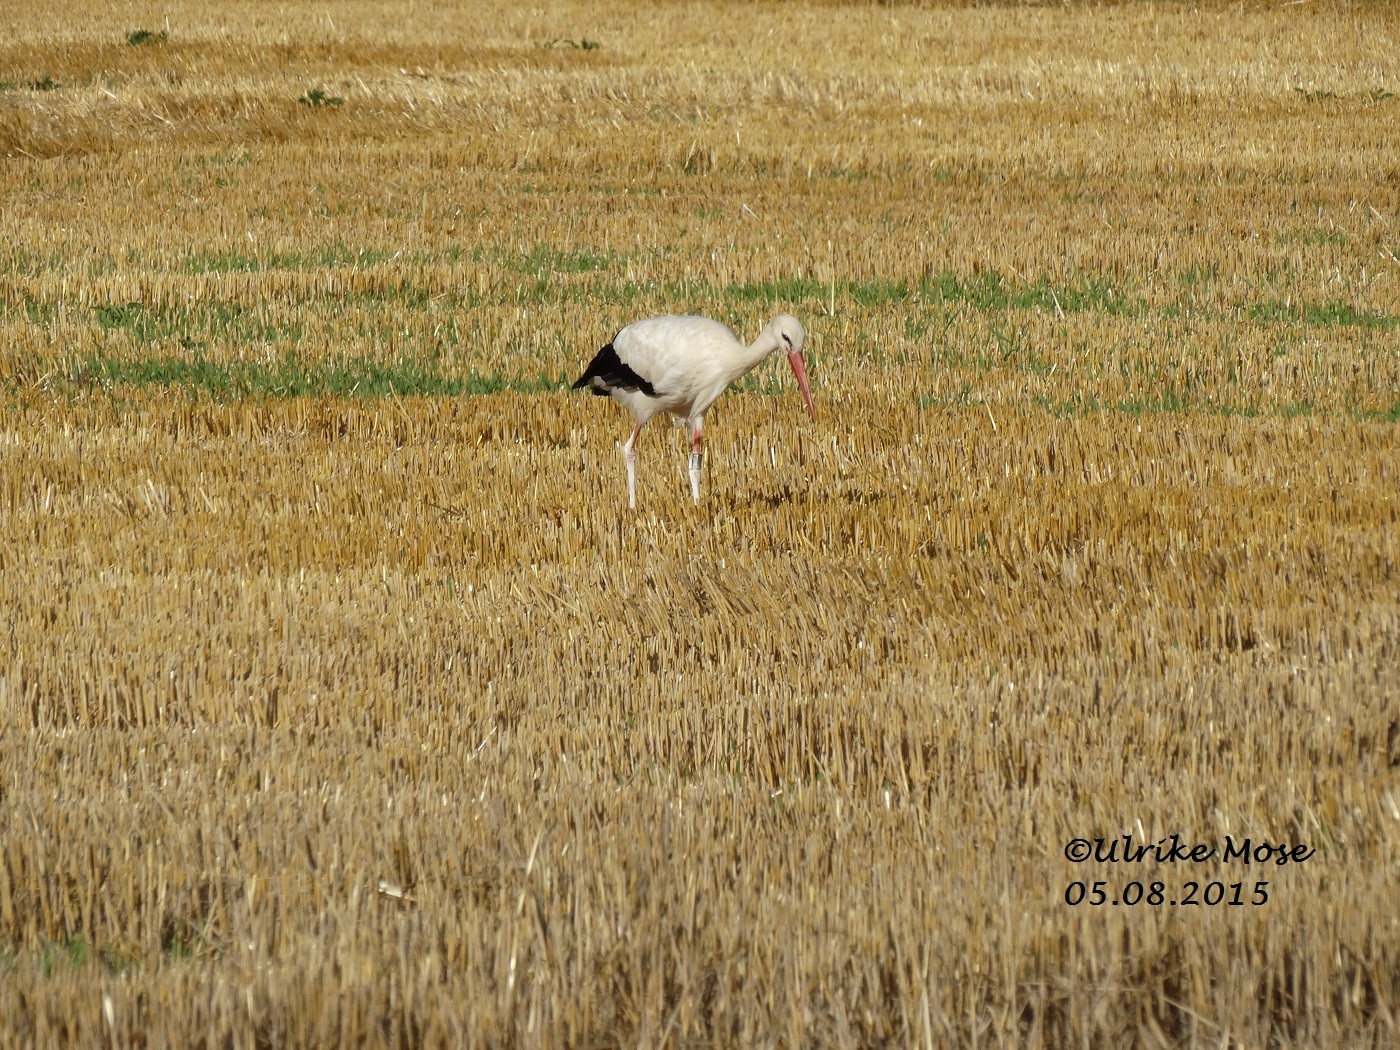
top-left (688, 419), bottom-right (703, 505)
top-left (623, 423), bottom-right (642, 509)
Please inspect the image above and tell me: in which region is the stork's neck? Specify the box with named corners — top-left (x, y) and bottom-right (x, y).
top-left (738, 325), bottom-right (783, 372)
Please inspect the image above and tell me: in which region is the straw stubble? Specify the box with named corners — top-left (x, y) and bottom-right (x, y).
top-left (1, 1), bottom-right (1397, 1045)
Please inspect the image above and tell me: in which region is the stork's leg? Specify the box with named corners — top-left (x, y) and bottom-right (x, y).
top-left (622, 423), bottom-right (642, 509)
top-left (688, 419), bottom-right (704, 505)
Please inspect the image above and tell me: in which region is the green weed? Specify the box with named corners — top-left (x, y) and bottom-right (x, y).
top-left (298, 88), bottom-right (344, 108)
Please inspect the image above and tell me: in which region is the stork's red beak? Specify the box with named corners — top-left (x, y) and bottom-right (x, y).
top-left (787, 351), bottom-right (815, 419)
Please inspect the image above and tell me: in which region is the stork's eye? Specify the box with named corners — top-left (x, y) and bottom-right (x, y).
top-left (782, 333), bottom-right (792, 347)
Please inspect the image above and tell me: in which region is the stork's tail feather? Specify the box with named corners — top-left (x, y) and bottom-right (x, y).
top-left (572, 342), bottom-right (657, 397)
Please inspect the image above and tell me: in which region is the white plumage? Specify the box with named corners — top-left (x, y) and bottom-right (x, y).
top-left (573, 313), bottom-right (814, 508)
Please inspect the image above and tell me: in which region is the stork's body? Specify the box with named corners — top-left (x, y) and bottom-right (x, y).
top-left (573, 313), bottom-right (814, 508)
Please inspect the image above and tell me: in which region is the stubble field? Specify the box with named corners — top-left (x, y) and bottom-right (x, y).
top-left (2, 1), bottom-right (1398, 1045)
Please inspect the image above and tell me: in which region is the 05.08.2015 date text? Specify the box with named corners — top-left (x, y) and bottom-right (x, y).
top-left (1065, 880), bottom-right (1270, 907)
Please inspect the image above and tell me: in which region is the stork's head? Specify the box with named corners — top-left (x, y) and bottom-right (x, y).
top-left (769, 313), bottom-right (814, 419)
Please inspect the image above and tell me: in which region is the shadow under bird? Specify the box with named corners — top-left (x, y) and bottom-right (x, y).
top-left (572, 313), bottom-right (815, 508)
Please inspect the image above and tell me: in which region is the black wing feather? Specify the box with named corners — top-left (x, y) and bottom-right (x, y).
top-left (572, 342), bottom-right (657, 397)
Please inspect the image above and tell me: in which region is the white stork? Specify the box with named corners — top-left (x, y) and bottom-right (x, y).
top-left (572, 313), bottom-right (815, 508)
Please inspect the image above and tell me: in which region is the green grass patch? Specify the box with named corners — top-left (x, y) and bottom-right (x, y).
top-left (1118, 392), bottom-right (1252, 417)
top-left (987, 326), bottom-right (1052, 376)
top-left (915, 383), bottom-right (978, 410)
top-left (92, 301), bottom-right (302, 345)
top-left (434, 243), bottom-right (629, 278)
top-left (1019, 390), bottom-right (1271, 419)
top-left (996, 392), bottom-right (1392, 422)
top-left (1292, 228), bottom-right (1348, 248)
top-left (2, 935), bottom-right (165, 979)
top-left (1248, 299), bottom-right (1397, 330)
top-left (40, 936), bottom-right (89, 977)
top-left (513, 245), bottom-right (624, 277)
top-left (920, 271), bottom-right (1138, 315)
top-left (12, 263), bottom-right (1393, 356)
top-left (24, 935), bottom-right (132, 977)
top-left (179, 244), bottom-right (399, 274)
top-left (12, 257), bottom-right (1147, 321)
top-left (127, 29), bottom-right (168, 46)
top-left (1113, 389), bottom-right (1202, 417)
top-left (70, 351), bottom-right (563, 399)
top-left (298, 88), bottom-right (344, 108)
top-left (723, 271), bottom-right (1142, 316)
top-left (1178, 265), bottom-right (1218, 290)
top-left (728, 276), bottom-right (844, 305)
top-left (2, 297), bottom-right (60, 324)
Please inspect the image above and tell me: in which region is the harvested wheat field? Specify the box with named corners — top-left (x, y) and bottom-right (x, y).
top-left (2, 0), bottom-right (1398, 1045)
